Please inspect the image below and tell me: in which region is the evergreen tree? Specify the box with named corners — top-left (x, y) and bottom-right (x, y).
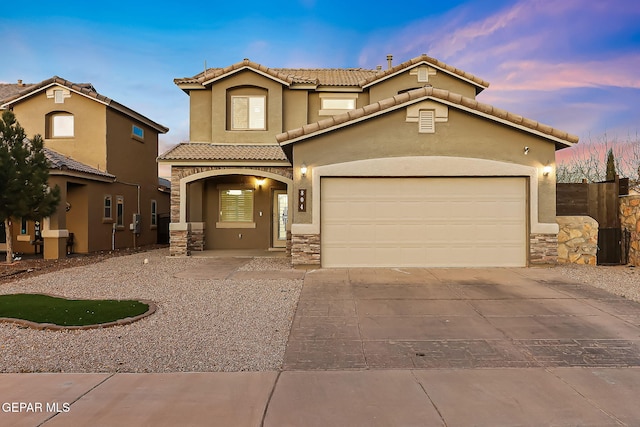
top-left (606, 148), bottom-right (617, 181)
top-left (0, 111), bottom-right (60, 263)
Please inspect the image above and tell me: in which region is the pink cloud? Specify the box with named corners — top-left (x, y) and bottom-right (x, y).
top-left (489, 55), bottom-right (640, 91)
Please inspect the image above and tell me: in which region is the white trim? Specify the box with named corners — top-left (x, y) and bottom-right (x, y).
top-left (178, 168), bottom-right (293, 225)
top-left (291, 156), bottom-right (558, 235)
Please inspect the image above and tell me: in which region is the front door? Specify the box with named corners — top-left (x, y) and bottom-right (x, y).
top-left (272, 190), bottom-right (288, 248)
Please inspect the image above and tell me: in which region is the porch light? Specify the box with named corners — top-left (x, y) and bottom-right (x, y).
top-left (255, 178), bottom-right (266, 189)
top-left (300, 163), bottom-right (308, 177)
top-left (542, 165), bottom-right (552, 176)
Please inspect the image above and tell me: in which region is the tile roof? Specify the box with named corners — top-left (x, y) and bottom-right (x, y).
top-left (174, 55), bottom-right (488, 89)
top-left (359, 54), bottom-right (490, 89)
top-left (276, 87), bottom-right (579, 148)
top-left (1, 76), bottom-right (168, 134)
top-left (158, 143), bottom-right (289, 162)
top-left (0, 82), bottom-right (36, 102)
top-left (45, 148), bottom-right (116, 179)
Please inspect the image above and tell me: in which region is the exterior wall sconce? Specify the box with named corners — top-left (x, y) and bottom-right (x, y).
top-left (524, 146), bottom-right (529, 155)
top-left (300, 163), bottom-right (308, 177)
top-left (542, 165), bottom-right (552, 176)
top-left (255, 178), bottom-right (266, 189)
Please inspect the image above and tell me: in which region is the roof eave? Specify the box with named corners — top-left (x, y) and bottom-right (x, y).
top-left (201, 66), bottom-right (291, 87)
top-left (278, 94), bottom-right (577, 149)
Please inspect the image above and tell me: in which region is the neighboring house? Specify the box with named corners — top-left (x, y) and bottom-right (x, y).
top-left (0, 77), bottom-right (170, 259)
top-left (159, 54), bottom-right (578, 267)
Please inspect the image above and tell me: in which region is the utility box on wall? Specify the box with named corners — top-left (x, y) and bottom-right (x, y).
top-left (131, 213), bottom-right (141, 234)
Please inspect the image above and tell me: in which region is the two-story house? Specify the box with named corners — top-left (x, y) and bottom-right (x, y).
top-left (159, 54), bottom-right (579, 267)
top-left (1, 77), bottom-right (170, 259)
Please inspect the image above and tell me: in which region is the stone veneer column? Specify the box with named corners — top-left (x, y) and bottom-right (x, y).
top-left (291, 234), bottom-right (321, 266)
top-left (529, 233), bottom-right (558, 265)
top-left (620, 195), bottom-right (640, 266)
top-left (556, 216), bottom-right (598, 265)
top-left (169, 223), bottom-right (190, 256)
top-left (188, 222), bottom-right (205, 252)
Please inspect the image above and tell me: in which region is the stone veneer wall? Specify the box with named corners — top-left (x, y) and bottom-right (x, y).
top-left (170, 229), bottom-right (188, 256)
top-left (556, 216), bottom-right (598, 265)
top-left (291, 234), bottom-right (320, 266)
top-left (620, 195), bottom-right (640, 266)
top-left (529, 233), bottom-right (558, 265)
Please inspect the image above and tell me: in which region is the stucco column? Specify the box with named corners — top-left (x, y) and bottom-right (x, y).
top-left (42, 179), bottom-right (69, 260)
top-left (42, 218), bottom-right (69, 260)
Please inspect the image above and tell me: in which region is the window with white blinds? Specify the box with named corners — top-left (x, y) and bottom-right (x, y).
top-left (219, 189), bottom-right (254, 222)
top-left (231, 96), bottom-right (265, 130)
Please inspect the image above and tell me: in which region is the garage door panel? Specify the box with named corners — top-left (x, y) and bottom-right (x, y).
top-left (321, 177), bottom-right (527, 267)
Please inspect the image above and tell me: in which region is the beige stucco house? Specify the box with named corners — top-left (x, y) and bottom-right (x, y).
top-left (1, 77), bottom-right (170, 259)
top-left (159, 54), bottom-right (578, 267)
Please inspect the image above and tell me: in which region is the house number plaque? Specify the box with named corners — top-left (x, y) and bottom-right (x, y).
top-left (298, 189), bottom-right (307, 212)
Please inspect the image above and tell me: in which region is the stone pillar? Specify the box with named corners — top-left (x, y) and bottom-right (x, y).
top-left (556, 216), bottom-right (598, 265)
top-left (529, 233), bottom-right (558, 265)
top-left (620, 196), bottom-right (640, 266)
top-left (169, 222), bottom-right (189, 256)
top-left (291, 233), bottom-right (321, 266)
top-left (169, 222), bottom-right (206, 256)
top-left (188, 222), bottom-right (205, 252)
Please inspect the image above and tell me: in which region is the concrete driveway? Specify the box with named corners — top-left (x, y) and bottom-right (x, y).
top-left (284, 267), bottom-right (640, 369)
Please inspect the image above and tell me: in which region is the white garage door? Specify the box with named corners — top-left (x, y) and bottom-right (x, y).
top-left (321, 177), bottom-right (527, 267)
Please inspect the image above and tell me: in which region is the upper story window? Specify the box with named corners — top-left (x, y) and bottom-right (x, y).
top-left (132, 124), bottom-right (144, 141)
top-left (231, 96), bottom-right (266, 130)
top-left (46, 112), bottom-right (74, 138)
top-left (319, 93), bottom-right (358, 116)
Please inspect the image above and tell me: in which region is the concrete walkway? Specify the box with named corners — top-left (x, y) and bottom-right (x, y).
top-left (2, 267), bottom-right (640, 426)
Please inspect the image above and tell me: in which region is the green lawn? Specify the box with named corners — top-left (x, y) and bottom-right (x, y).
top-left (0, 294), bottom-right (149, 326)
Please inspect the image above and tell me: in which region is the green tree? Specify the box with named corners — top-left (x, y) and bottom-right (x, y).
top-left (0, 111), bottom-right (60, 263)
top-left (606, 148), bottom-right (617, 181)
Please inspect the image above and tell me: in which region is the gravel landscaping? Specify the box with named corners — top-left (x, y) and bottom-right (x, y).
top-left (553, 263), bottom-right (640, 302)
top-left (0, 249), bottom-right (302, 373)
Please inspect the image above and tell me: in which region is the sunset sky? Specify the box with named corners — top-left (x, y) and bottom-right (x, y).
top-left (2, 0), bottom-right (639, 173)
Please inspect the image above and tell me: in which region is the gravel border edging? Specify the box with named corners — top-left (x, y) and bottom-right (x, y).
top-left (0, 295), bottom-right (157, 331)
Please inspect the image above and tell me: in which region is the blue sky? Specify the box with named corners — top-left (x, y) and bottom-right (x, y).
top-left (2, 0), bottom-right (639, 172)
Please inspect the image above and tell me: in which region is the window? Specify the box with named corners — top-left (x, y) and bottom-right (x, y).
top-left (217, 188), bottom-right (255, 228)
top-left (116, 196), bottom-right (124, 227)
top-left (104, 195), bottom-right (112, 220)
top-left (50, 113), bottom-right (74, 137)
top-left (231, 96), bottom-right (265, 130)
top-left (321, 98), bottom-right (356, 110)
top-left (150, 200), bottom-right (157, 227)
top-left (132, 125), bottom-right (144, 140)
top-left (20, 218), bottom-right (27, 235)
top-left (319, 94), bottom-right (358, 116)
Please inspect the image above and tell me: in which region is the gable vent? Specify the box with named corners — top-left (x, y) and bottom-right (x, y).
top-left (418, 110), bottom-right (435, 133)
top-left (417, 67), bottom-right (428, 82)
